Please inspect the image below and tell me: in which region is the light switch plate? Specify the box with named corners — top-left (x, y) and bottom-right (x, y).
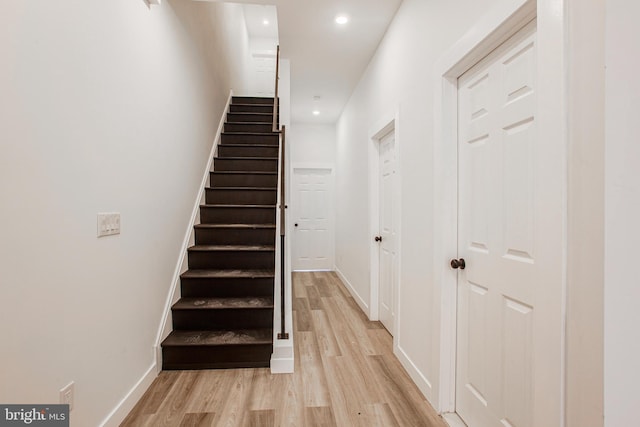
top-left (60, 382), bottom-right (74, 411)
top-left (97, 212), bottom-right (121, 237)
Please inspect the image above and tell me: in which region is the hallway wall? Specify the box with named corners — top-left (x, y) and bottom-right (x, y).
top-left (0, 0), bottom-right (250, 425)
top-left (335, 0), bottom-right (499, 401)
top-left (290, 123), bottom-right (337, 165)
top-left (604, 0), bottom-right (640, 424)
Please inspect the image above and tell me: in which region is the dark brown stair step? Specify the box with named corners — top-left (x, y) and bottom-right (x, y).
top-left (162, 328), bottom-right (272, 346)
top-left (214, 157), bottom-right (278, 172)
top-left (161, 329), bottom-right (272, 370)
top-left (227, 112), bottom-right (274, 123)
top-left (210, 171), bottom-right (277, 188)
top-left (205, 187), bottom-right (276, 205)
top-left (194, 223), bottom-right (275, 245)
top-left (180, 269), bottom-right (274, 298)
top-left (221, 133), bottom-right (279, 145)
top-left (230, 104), bottom-right (275, 114)
top-left (200, 204), bottom-right (276, 224)
top-left (224, 122), bottom-right (274, 133)
top-left (172, 296), bottom-right (273, 310)
top-left (188, 244), bottom-right (275, 251)
top-left (232, 96), bottom-right (274, 105)
top-left (181, 268), bottom-right (274, 279)
top-left (187, 245), bottom-right (275, 269)
top-left (218, 144), bottom-right (279, 158)
top-left (171, 297), bottom-right (274, 330)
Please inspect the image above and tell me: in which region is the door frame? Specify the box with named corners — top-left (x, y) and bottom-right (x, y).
top-left (290, 163), bottom-right (335, 272)
top-left (368, 109), bottom-right (401, 340)
top-left (433, 0), bottom-right (567, 422)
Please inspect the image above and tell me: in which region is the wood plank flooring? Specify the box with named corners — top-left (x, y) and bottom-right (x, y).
top-left (121, 272), bottom-right (446, 427)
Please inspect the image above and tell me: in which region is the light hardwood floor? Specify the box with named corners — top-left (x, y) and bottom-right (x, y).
top-left (121, 272), bottom-right (446, 427)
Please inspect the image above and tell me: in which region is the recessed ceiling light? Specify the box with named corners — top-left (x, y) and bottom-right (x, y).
top-left (313, 110), bottom-right (320, 116)
top-left (263, 19), bottom-right (270, 25)
top-left (335, 15), bottom-right (349, 25)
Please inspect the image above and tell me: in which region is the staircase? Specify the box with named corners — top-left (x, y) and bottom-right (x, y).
top-left (161, 96), bottom-right (279, 370)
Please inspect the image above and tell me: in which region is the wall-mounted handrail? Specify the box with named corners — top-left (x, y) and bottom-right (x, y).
top-left (272, 46), bottom-right (280, 134)
top-left (273, 46), bottom-right (289, 341)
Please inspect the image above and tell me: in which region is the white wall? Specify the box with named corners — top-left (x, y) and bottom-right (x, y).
top-left (604, 1), bottom-right (640, 425)
top-left (0, 0), bottom-right (249, 425)
top-left (250, 37), bottom-right (279, 53)
top-left (290, 123), bottom-right (336, 165)
top-left (335, 0), bottom-right (500, 400)
top-left (566, 0), bottom-right (605, 425)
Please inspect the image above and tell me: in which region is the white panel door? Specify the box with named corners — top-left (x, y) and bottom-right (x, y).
top-left (378, 131), bottom-right (397, 333)
top-left (250, 54), bottom-right (276, 96)
top-left (292, 168), bottom-right (333, 271)
top-left (456, 21), bottom-right (560, 427)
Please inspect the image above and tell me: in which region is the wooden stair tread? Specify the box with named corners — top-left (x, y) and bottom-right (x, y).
top-left (222, 131), bottom-right (278, 135)
top-left (228, 112), bottom-right (272, 116)
top-left (206, 187), bottom-right (276, 191)
top-left (194, 224), bottom-right (275, 229)
top-left (211, 171), bottom-right (276, 175)
top-left (162, 329), bottom-right (272, 346)
top-left (173, 297), bottom-right (274, 310)
top-left (215, 156), bottom-right (278, 160)
top-left (219, 143), bottom-right (279, 148)
top-left (181, 269), bottom-right (274, 279)
top-left (200, 203), bottom-right (276, 208)
top-left (232, 103), bottom-right (275, 107)
top-left (188, 244), bottom-right (275, 251)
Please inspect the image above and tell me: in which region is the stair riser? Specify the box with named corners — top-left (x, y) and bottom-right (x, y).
top-left (218, 145), bottom-right (279, 158)
top-left (224, 123), bottom-right (273, 133)
top-left (162, 345), bottom-right (272, 370)
top-left (205, 189), bottom-right (276, 205)
top-left (227, 113), bottom-right (274, 123)
top-left (214, 158), bottom-right (278, 172)
top-left (230, 104), bottom-right (275, 114)
top-left (232, 96), bottom-right (274, 105)
top-left (194, 228), bottom-right (275, 246)
top-left (172, 309), bottom-right (273, 330)
top-left (188, 251), bottom-right (275, 269)
top-left (200, 206), bottom-right (275, 224)
top-left (221, 134), bottom-right (279, 145)
top-left (180, 278), bottom-right (274, 298)
top-left (210, 172), bottom-right (277, 188)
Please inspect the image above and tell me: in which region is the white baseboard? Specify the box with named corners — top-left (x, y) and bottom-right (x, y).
top-left (442, 412), bottom-right (466, 427)
top-left (334, 266), bottom-right (369, 315)
top-left (395, 343), bottom-right (434, 403)
top-left (99, 363), bottom-right (157, 427)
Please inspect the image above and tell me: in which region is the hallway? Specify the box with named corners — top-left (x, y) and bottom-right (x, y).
top-left (120, 272), bottom-right (445, 426)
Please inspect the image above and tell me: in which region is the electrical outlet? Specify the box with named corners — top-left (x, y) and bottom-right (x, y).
top-left (60, 382), bottom-right (74, 411)
top-left (97, 212), bottom-right (121, 237)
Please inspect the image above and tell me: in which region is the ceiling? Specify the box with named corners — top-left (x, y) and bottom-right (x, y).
top-left (201, 0), bottom-right (403, 124)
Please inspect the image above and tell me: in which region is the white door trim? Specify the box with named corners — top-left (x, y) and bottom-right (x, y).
top-left (433, 0), bottom-right (567, 421)
top-left (368, 109), bottom-right (401, 343)
top-left (291, 163), bottom-right (335, 271)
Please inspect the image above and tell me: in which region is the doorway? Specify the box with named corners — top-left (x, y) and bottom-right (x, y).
top-left (377, 130), bottom-right (397, 333)
top-left (436, 2), bottom-right (565, 425)
top-left (369, 114), bottom-right (400, 337)
top-left (455, 20), bottom-right (549, 427)
top-left (291, 167), bottom-right (334, 271)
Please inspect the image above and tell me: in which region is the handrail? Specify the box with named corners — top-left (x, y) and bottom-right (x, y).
top-left (274, 46), bottom-right (289, 340)
top-left (272, 46), bottom-right (280, 133)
